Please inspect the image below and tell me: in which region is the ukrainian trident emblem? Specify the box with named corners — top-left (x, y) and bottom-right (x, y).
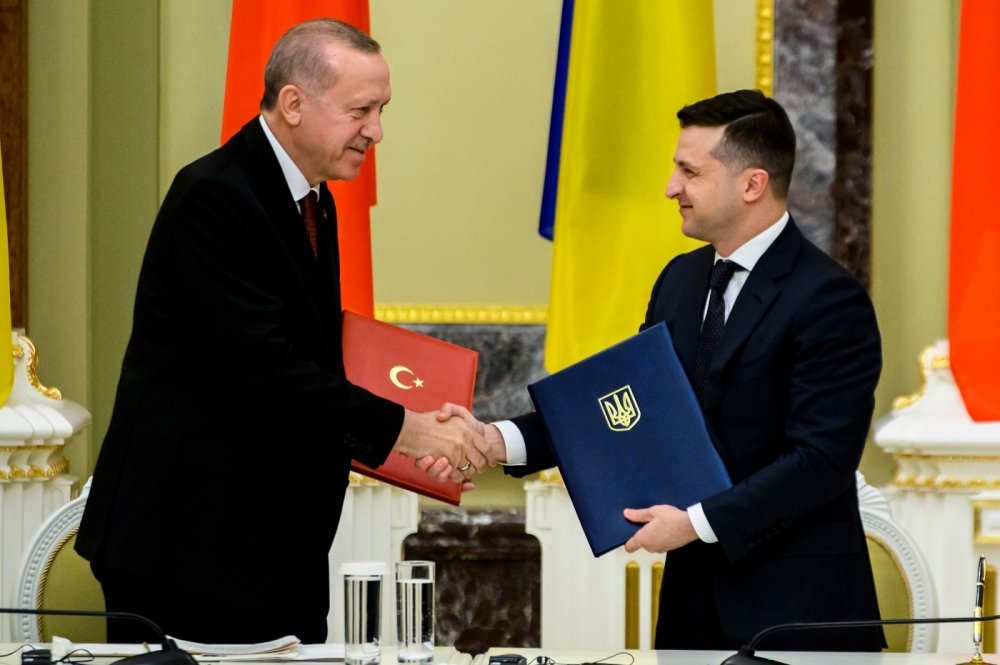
top-left (599, 385), bottom-right (641, 432)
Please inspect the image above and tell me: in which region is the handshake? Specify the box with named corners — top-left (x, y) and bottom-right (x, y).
top-left (392, 403), bottom-right (506, 487)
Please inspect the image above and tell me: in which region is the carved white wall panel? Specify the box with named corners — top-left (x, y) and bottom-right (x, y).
top-left (875, 339), bottom-right (1000, 653)
top-left (0, 333), bottom-right (89, 641)
top-left (525, 475), bottom-right (661, 650)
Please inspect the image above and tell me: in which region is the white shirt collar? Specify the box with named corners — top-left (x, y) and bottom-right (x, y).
top-left (718, 211), bottom-right (789, 271)
top-left (258, 115), bottom-right (319, 203)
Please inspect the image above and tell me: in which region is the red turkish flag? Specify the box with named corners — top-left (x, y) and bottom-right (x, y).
top-left (949, 0), bottom-right (1000, 421)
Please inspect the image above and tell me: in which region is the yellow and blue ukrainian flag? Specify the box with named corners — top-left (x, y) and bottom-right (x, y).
top-left (540, 0), bottom-right (717, 372)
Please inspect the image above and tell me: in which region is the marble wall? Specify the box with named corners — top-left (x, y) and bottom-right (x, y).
top-left (404, 324), bottom-right (548, 423)
top-left (403, 509), bottom-right (540, 655)
top-left (775, 0), bottom-right (873, 285)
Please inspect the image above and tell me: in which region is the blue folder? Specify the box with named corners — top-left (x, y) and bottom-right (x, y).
top-left (528, 322), bottom-right (732, 557)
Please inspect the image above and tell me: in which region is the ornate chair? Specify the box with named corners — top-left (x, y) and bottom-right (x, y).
top-left (857, 471), bottom-right (938, 652)
top-left (11, 486), bottom-right (105, 643)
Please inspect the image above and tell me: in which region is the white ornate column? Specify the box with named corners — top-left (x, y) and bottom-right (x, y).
top-left (525, 472), bottom-right (662, 650)
top-left (326, 474), bottom-right (419, 645)
top-left (0, 332), bottom-right (90, 640)
top-left (875, 339), bottom-right (1000, 653)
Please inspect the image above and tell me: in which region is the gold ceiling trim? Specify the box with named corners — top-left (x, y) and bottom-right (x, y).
top-left (756, 0), bottom-right (774, 96)
top-left (375, 304), bottom-right (547, 325)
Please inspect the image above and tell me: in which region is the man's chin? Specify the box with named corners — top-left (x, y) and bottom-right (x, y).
top-left (329, 165), bottom-right (363, 182)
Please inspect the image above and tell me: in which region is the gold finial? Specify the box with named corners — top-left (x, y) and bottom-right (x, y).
top-left (893, 345), bottom-right (949, 411)
top-left (19, 336), bottom-right (62, 401)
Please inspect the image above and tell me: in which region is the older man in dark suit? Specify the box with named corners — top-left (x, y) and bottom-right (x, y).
top-left (438, 90), bottom-right (884, 652)
top-left (76, 18), bottom-right (486, 645)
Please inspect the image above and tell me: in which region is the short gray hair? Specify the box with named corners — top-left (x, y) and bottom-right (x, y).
top-left (260, 18), bottom-right (381, 111)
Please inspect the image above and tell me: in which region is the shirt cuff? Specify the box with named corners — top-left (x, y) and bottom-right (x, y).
top-left (687, 502), bottom-right (718, 543)
top-left (492, 420), bottom-right (526, 466)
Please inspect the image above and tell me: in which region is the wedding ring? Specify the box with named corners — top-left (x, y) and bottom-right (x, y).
top-left (457, 461), bottom-right (472, 472)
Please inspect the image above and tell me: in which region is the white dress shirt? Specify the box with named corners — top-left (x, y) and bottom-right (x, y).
top-left (258, 115), bottom-right (320, 208)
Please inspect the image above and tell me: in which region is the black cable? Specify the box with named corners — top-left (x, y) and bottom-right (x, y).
top-left (529, 652), bottom-right (636, 665)
top-left (0, 645), bottom-right (41, 659)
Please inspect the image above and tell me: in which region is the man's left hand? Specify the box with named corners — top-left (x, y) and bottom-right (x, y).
top-left (623, 505), bottom-right (699, 553)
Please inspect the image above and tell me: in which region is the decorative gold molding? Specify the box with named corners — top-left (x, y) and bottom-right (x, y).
top-left (974, 501), bottom-right (1000, 545)
top-left (375, 304), bottom-right (547, 325)
top-left (892, 345), bottom-right (950, 411)
top-left (29, 458), bottom-right (70, 479)
top-left (0, 445), bottom-right (59, 453)
top-left (537, 469), bottom-right (564, 485)
top-left (348, 471), bottom-right (384, 486)
top-left (756, 0), bottom-right (774, 96)
top-left (892, 452), bottom-right (1000, 463)
top-left (19, 336), bottom-right (62, 400)
top-left (894, 474), bottom-right (1000, 491)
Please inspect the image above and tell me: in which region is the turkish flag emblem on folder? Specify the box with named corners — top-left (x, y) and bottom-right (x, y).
top-left (342, 311), bottom-right (478, 505)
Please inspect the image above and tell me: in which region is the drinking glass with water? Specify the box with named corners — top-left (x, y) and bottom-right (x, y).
top-left (341, 561), bottom-right (388, 665)
top-left (395, 560), bottom-right (435, 661)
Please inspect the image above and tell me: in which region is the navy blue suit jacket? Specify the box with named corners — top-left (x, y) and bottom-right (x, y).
top-left (511, 220), bottom-right (884, 650)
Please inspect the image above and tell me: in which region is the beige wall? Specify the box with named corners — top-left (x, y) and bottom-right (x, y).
top-left (25, 1), bottom-right (952, 499)
top-left (26, 0), bottom-right (92, 481)
top-left (865, 0), bottom-right (959, 484)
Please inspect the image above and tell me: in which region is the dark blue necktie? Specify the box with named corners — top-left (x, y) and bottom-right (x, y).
top-left (694, 260), bottom-right (740, 400)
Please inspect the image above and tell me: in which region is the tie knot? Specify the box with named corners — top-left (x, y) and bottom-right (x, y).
top-left (709, 260), bottom-right (740, 293)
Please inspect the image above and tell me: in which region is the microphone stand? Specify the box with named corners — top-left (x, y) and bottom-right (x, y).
top-left (723, 556), bottom-right (1000, 665)
top-left (0, 607), bottom-right (197, 665)
top-left (721, 615), bottom-right (1000, 665)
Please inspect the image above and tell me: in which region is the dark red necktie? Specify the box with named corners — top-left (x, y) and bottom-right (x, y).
top-left (301, 191), bottom-right (318, 257)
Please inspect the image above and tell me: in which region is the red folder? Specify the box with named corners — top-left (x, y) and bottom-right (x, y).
top-left (342, 311), bottom-right (478, 505)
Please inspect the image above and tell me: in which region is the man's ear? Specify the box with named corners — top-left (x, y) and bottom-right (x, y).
top-left (743, 168), bottom-right (770, 203)
top-left (276, 84), bottom-right (305, 127)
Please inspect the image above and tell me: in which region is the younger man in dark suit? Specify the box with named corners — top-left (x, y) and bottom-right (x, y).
top-left (436, 90), bottom-right (885, 652)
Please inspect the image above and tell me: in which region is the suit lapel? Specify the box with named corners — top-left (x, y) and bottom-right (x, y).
top-left (703, 220), bottom-right (803, 406)
top-left (239, 120), bottom-right (317, 264)
top-left (236, 119), bottom-right (340, 322)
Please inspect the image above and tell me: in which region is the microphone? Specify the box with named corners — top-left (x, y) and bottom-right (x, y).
top-left (720, 613), bottom-right (1000, 665)
top-left (0, 607), bottom-right (198, 665)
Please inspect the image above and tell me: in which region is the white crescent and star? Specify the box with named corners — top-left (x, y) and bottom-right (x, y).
top-left (389, 365), bottom-right (424, 390)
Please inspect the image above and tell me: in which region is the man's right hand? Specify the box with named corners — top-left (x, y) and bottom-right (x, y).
top-left (393, 409), bottom-right (488, 480)
top-left (412, 403), bottom-right (508, 482)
